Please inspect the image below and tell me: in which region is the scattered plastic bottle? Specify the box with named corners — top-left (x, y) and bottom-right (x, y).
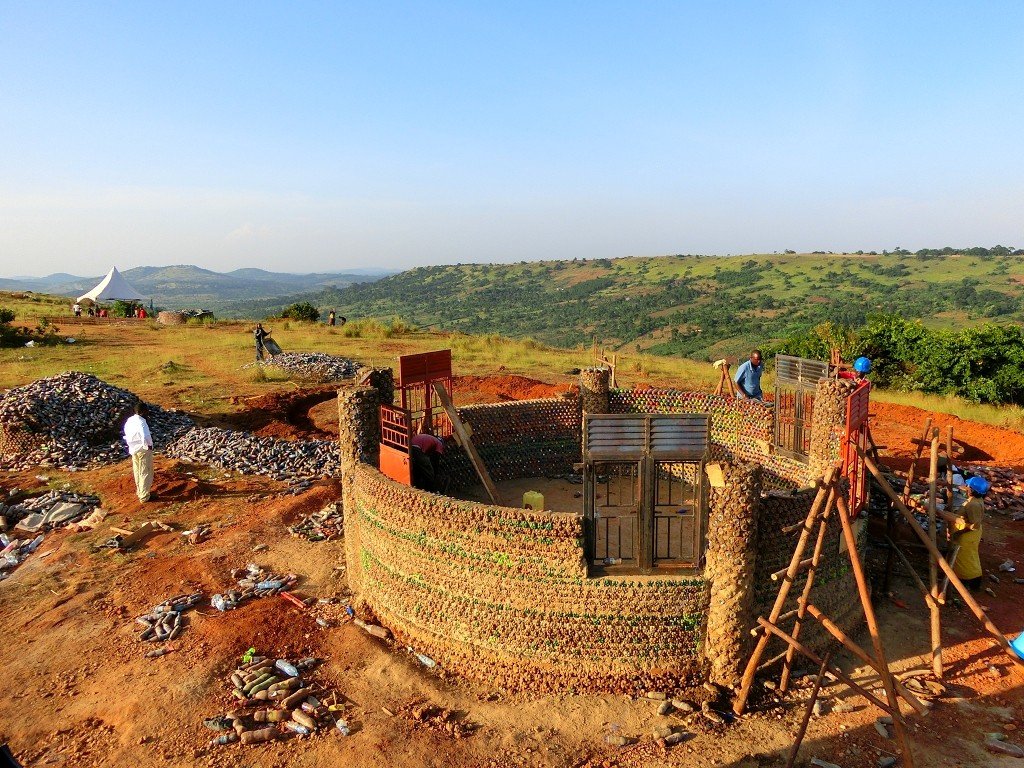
top-left (26, 534), bottom-right (44, 553)
top-left (603, 557), bottom-right (622, 565)
top-left (211, 594), bottom-right (236, 612)
top-left (335, 718), bottom-right (351, 736)
top-left (256, 579), bottom-right (284, 590)
top-left (275, 659), bottom-right (299, 677)
top-left (284, 721), bottom-right (311, 737)
top-left (414, 653), bottom-right (436, 668)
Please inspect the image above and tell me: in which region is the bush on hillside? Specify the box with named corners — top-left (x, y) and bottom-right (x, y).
top-left (278, 302), bottom-right (320, 322)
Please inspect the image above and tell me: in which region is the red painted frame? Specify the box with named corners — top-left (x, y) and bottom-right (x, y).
top-left (842, 381), bottom-right (871, 516)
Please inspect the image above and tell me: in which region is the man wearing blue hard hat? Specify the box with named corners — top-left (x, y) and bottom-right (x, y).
top-left (839, 356), bottom-right (872, 385)
top-left (939, 474), bottom-right (990, 591)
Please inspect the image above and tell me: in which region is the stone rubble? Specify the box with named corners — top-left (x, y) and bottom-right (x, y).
top-left (262, 353), bottom-right (360, 383)
top-left (165, 427), bottom-right (339, 481)
top-left (0, 372), bottom-right (193, 470)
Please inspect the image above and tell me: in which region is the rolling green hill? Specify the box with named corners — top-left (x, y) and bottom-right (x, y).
top-left (292, 250), bottom-right (1024, 361)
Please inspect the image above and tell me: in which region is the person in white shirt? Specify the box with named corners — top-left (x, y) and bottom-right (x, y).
top-left (72, 302), bottom-right (82, 317)
top-left (123, 402), bottom-right (154, 502)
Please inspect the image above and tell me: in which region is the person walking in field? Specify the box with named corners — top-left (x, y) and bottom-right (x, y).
top-left (72, 302), bottom-right (82, 317)
top-left (734, 349), bottom-right (765, 401)
top-left (328, 310), bottom-right (336, 327)
top-left (253, 323), bottom-right (270, 361)
top-left (123, 402), bottom-right (154, 502)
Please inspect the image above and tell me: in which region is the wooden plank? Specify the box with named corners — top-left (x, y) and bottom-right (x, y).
top-left (432, 381), bottom-right (500, 505)
top-left (927, 431), bottom-right (943, 679)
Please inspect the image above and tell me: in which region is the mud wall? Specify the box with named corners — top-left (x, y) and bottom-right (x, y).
top-left (349, 463), bottom-right (709, 692)
top-left (444, 397), bottom-right (582, 491)
top-left (338, 381), bottom-right (862, 692)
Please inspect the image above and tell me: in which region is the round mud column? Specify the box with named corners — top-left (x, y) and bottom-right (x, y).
top-left (338, 386), bottom-right (381, 597)
top-left (808, 378), bottom-right (855, 481)
top-left (359, 367), bottom-right (395, 407)
top-left (704, 461), bottom-right (763, 687)
top-left (580, 367), bottom-right (610, 414)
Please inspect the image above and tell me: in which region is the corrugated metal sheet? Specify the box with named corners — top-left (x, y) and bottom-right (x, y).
top-left (584, 414), bottom-right (709, 461)
top-left (775, 354), bottom-right (828, 387)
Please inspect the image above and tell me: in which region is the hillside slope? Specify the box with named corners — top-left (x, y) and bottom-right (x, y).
top-left (0, 265), bottom-right (386, 314)
top-left (297, 251), bottom-right (1024, 360)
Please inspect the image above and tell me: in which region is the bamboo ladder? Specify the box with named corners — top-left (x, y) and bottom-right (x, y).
top-left (733, 467), bottom-right (922, 767)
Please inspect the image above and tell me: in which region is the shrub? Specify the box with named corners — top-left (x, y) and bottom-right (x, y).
top-left (278, 302), bottom-right (320, 322)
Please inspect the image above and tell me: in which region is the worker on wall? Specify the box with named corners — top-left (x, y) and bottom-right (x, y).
top-left (734, 349), bottom-right (764, 401)
top-left (940, 475), bottom-right (990, 591)
top-left (840, 356), bottom-right (872, 385)
top-left (411, 429), bottom-right (446, 492)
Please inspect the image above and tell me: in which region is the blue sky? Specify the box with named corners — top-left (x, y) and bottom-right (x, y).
top-left (1, 2), bottom-right (1022, 275)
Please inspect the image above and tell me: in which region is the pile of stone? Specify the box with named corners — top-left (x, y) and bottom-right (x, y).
top-left (0, 490), bottom-right (99, 534)
top-left (0, 372), bottom-right (194, 470)
top-left (165, 427), bottom-right (339, 481)
top-left (136, 592), bottom-right (204, 643)
top-left (289, 502), bottom-right (344, 542)
top-left (203, 655), bottom-right (349, 747)
top-left (265, 353), bottom-right (359, 383)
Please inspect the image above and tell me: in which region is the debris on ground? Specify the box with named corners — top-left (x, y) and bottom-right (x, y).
top-left (182, 524), bottom-right (212, 545)
top-left (202, 653), bottom-right (347, 747)
top-left (261, 352), bottom-right (360, 383)
top-left (99, 520), bottom-right (173, 551)
top-left (395, 699), bottom-right (477, 739)
top-left (165, 427), bottom-right (339, 481)
top-left (135, 592), bottom-right (203, 643)
top-left (1, 490), bottom-right (99, 534)
top-left (211, 564), bottom-right (300, 611)
top-left (0, 371), bottom-right (193, 470)
top-left (289, 502), bottom-right (343, 541)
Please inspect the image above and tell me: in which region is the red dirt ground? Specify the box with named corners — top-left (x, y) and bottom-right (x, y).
top-left (1, 376), bottom-right (1023, 767)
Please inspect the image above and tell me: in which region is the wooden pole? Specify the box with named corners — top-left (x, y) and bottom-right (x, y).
top-left (884, 536), bottom-right (941, 607)
top-left (780, 486), bottom-right (836, 693)
top-left (859, 449), bottom-right (1024, 667)
top-left (756, 618), bottom-right (896, 717)
top-left (835, 494), bottom-right (916, 767)
top-left (902, 418), bottom-right (932, 505)
top-left (733, 468), bottom-right (837, 715)
top-left (785, 651), bottom-right (832, 768)
top-left (804, 603), bottom-right (930, 716)
top-left (927, 430), bottom-right (943, 679)
top-left (945, 425), bottom-right (955, 506)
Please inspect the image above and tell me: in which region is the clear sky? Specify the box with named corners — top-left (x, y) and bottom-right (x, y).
top-left (1, 2), bottom-right (1023, 276)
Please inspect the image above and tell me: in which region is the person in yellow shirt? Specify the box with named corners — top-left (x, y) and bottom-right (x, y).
top-left (940, 475), bottom-right (989, 591)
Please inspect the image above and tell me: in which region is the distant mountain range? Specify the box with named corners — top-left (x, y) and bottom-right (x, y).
top-left (0, 265), bottom-right (389, 315)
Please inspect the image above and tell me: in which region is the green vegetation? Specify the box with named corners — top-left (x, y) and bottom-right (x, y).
top-left (278, 301), bottom-right (321, 322)
top-left (294, 250), bottom-right (1024, 365)
top-left (775, 315), bottom-right (1024, 405)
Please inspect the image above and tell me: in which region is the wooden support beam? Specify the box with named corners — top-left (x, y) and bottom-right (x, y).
top-left (431, 382), bottom-right (501, 505)
top-left (785, 651), bottom-right (832, 768)
top-left (771, 557), bottom-right (814, 581)
top-left (860, 449), bottom-right (1024, 668)
top-left (884, 536), bottom-right (941, 608)
top-left (756, 618), bottom-right (896, 719)
top-left (834, 493), bottom-right (916, 767)
top-left (804, 604), bottom-right (930, 716)
top-left (927, 431), bottom-right (943, 679)
top-left (733, 468), bottom-right (838, 715)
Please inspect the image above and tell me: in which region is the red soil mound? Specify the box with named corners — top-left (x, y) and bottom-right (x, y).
top-left (870, 400), bottom-right (1024, 471)
top-left (453, 374), bottom-right (572, 403)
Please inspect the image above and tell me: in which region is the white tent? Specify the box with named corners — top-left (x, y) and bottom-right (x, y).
top-left (77, 267), bottom-right (146, 303)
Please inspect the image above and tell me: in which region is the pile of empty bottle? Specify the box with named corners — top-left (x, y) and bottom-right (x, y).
top-left (165, 427), bottom-right (339, 482)
top-left (203, 655), bottom-right (351, 747)
top-left (264, 352), bottom-right (359, 383)
top-left (136, 592), bottom-right (204, 643)
top-left (0, 371), bottom-right (194, 470)
top-left (0, 490), bottom-right (100, 581)
top-left (210, 563), bottom-right (300, 612)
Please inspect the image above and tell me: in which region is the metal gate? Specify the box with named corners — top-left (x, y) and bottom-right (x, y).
top-left (583, 414), bottom-right (709, 573)
top-left (774, 355), bottom-right (828, 460)
top-left (842, 381), bottom-right (870, 516)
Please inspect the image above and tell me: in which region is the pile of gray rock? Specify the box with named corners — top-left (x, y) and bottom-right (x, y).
top-left (164, 427), bottom-right (339, 481)
top-left (0, 372), bottom-right (194, 470)
top-left (264, 352), bottom-right (359, 383)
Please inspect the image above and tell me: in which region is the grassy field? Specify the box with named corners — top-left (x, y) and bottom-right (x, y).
top-left (4, 288), bottom-right (1024, 432)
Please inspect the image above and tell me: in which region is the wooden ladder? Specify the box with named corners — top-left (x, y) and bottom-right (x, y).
top-left (733, 466), bottom-right (921, 767)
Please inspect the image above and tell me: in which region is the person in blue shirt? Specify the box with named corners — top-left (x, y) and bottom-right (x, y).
top-left (734, 350), bottom-right (764, 400)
